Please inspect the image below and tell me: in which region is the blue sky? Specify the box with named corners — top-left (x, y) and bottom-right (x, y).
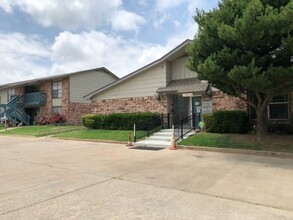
top-left (0, 0), bottom-right (218, 84)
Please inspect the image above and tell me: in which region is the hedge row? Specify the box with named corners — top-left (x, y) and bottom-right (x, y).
top-left (203, 111), bottom-right (249, 133)
top-left (82, 112), bottom-right (161, 130)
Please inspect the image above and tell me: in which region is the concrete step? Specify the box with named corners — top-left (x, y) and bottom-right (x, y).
top-left (161, 129), bottom-right (172, 132)
top-left (153, 132), bottom-right (172, 137)
top-left (134, 140), bottom-right (170, 148)
top-left (146, 136), bottom-right (171, 141)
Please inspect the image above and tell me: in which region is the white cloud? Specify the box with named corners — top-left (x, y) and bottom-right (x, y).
top-left (155, 0), bottom-right (186, 11)
top-left (110, 10), bottom-right (146, 32)
top-left (0, 33), bottom-right (51, 84)
top-left (50, 31), bottom-right (170, 76)
top-left (0, 0), bottom-right (145, 32)
top-left (0, 0), bottom-right (219, 85)
top-left (188, 0), bottom-right (218, 13)
top-left (153, 13), bottom-right (170, 29)
top-left (0, 30), bottom-right (188, 85)
top-left (0, 0), bottom-right (12, 13)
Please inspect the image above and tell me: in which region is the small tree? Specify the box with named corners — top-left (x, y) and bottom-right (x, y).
top-left (188, 0), bottom-right (293, 140)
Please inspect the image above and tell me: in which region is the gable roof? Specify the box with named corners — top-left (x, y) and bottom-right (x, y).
top-left (84, 39), bottom-right (192, 99)
top-left (0, 67), bottom-right (118, 90)
top-left (157, 78), bottom-right (209, 94)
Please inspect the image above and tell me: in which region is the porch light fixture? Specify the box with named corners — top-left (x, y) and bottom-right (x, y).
top-left (154, 93), bottom-right (160, 100)
top-left (206, 84), bottom-right (212, 97)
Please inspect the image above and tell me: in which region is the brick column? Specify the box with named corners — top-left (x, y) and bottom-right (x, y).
top-left (62, 78), bottom-right (70, 119)
top-left (40, 81), bottom-right (52, 118)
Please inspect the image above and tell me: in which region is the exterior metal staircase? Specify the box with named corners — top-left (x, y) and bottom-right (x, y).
top-left (0, 95), bottom-right (30, 126)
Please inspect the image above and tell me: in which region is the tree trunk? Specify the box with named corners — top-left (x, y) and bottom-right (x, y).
top-left (256, 107), bottom-right (268, 141)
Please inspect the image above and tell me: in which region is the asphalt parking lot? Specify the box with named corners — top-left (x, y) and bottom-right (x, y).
top-left (0, 136), bottom-right (293, 220)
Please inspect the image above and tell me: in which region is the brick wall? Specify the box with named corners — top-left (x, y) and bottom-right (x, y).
top-left (39, 81), bottom-right (52, 118)
top-left (15, 87), bottom-right (24, 96)
top-left (212, 91), bottom-right (247, 112)
top-left (68, 103), bottom-right (92, 123)
top-left (92, 95), bottom-right (167, 115)
top-left (61, 78), bottom-right (70, 118)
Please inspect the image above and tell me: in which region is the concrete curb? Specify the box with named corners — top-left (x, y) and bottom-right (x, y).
top-left (48, 137), bottom-right (126, 145)
top-left (177, 145), bottom-right (293, 159)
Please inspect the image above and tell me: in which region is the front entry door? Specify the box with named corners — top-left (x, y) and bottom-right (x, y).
top-left (172, 95), bottom-right (189, 124)
top-left (192, 97), bottom-right (202, 128)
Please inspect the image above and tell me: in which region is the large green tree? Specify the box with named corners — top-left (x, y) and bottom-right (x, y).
top-left (188, 0), bottom-right (293, 140)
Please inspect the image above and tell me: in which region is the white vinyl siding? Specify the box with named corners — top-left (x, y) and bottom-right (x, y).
top-left (70, 70), bottom-right (117, 103)
top-left (166, 61), bottom-right (172, 85)
top-left (0, 89), bottom-right (8, 104)
top-left (92, 63), bottom-right (166, 100)
top-left (52, 98), bottom-right (62, 107)
top-left (171, 57), bottom-right (197, 80)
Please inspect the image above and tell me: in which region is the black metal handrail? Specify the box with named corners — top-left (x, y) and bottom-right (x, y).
top-left (133, 117), bottom-right (161, 142)
top-left (173, 113), bottom-right (200, 142)
top-left (133, 113), bottom-right (173, 142)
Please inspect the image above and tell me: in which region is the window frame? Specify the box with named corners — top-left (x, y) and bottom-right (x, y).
top-left (7, 88), bottom-right (16, 102)
top-left (52, 106), bottom-right (62, 114)
top-left (268, 94), bottom-right (289, 120)
top-left (52, 81), bottom-right (62, 99)
top-left (249, 93), bottom-right (290, 120)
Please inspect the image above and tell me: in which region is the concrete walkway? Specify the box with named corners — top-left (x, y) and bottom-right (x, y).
top-left (0, 136), bottom-right (292, 219)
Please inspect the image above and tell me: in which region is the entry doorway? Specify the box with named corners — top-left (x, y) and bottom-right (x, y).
top-left (171, 95), bottom-right (189, 124)
top-left (192, 96), bottom-right (202, 128)
top-left (25, 108), bottom-right (39, 125)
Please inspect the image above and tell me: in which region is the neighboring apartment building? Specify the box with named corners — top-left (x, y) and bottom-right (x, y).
top-left (84, 40), bottom-right (293, 128)
top-left (0, 68), bottom-right (118, 125)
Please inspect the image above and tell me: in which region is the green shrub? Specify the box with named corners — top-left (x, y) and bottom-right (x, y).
top-left (203, 111), bottom-right (249, 134)
top-left (203, 114), bottom-right (214, 131)
top-left (82, 112), bottom-right (161, 130)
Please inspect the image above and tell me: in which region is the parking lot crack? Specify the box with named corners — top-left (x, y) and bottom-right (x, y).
top-left (0, 178), bottom-right (113, 217)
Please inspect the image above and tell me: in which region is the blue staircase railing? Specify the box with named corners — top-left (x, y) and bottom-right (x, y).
top-left (0, 95), bottom-right (31, 126)
top-left (23, 92), bottom-right (46, 106)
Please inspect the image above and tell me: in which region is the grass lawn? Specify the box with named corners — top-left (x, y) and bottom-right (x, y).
top-left (54, 129), bottom-right (145, 142)
top-left (180, 132), bottom-right (293, 153)
top-left (0, 125), bottom-right (84, 137)
top-left (0, 125), bottom-right (53, 136)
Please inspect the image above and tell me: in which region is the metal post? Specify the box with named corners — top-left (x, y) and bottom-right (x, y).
top-left (192, 113), bottom-right (195, 130)
top-left (180, 120), bottom-right (183, 139)
top-left (167, 113), bottom-right (170, 129)
top-left (134, 124), bottom-right (136, 142)
top-left (161, 113), bottom-right (164, 129)
top-left (4, 112), bottom-right (7, 132)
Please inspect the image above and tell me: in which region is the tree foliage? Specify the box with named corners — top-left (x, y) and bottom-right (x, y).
top-left (188, 0), bottom-right (293, 138)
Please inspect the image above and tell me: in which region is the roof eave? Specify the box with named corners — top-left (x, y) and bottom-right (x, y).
top-left (0, 67), bottom-right (118, 89)
top-left (84, 39), bottom-right (192, 99)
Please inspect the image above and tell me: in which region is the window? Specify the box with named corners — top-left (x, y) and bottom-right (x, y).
top-left (52, 106), bottom-right (62, 114)
top-left (269, 94), bottom-right (289, 120)
top-left (7, 88), bottom-right (15, 101)
top-left (249, 94), bottom-right (289, 120)
top-left (52, 81), bottom-right (62, 98)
